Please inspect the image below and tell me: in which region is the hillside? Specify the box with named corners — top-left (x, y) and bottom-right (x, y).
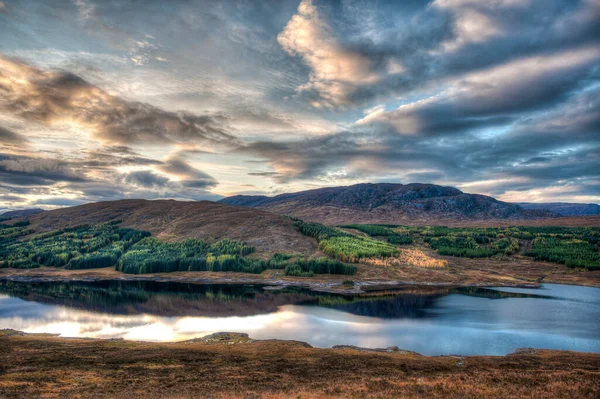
top-left (9, 200), bottom-right (317, 256)
top-left (0, 208), bottom-right (44, 220)
top-left (220, 183), bottom-right (556, 225)
top-left (519, 202), bottom-right (600, 216)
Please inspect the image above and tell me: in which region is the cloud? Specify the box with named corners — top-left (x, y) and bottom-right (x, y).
top-left (0, 55), bottom-right (241, 147)
top-left (82, 146), bottom-right (162, 169)
top-left (157, 156), bottom-right (218, 189)
top-left (1, 0), bottom-right (598, 206)
top-left (0, 153), bottom-right (87, 186)
top-left (0, 126), bottom-right (26, 145)
top-left (242, 79), bottom-right (600, 200)
top-left (276, 0), bottom-right (600, 111)
top-left (71, 0), bottom-right (95, 21)
top-left (247, 171), bottom-right (283, 177)
top-left (357, 45), bottom-right (600, 135)
top-left (123, 170), bottom-right (170, 188)
top-left (34, 197), bottom-right (87, 206)
top-left (278, 0), bottom-right (380, 109)
top-left (431, 0), bottom-right (526, 52)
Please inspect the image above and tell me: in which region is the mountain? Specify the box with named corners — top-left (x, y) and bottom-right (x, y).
top-left (220, 183), bottom-right (556, 225)
top-left (0, 208), bottom-right (44, 220)
top-left (8, 200), bottom-right (317, 256)
top-left (518, 202), bottom-right (600, 216)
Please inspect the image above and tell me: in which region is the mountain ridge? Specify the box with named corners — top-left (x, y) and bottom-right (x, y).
top-left (518, 202), bottom-right (600, 216)
top-left (220, 183), bottom-right (556, 224)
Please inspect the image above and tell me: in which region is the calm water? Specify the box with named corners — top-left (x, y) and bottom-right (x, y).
top-left (0, 280), bottom-right (598, 356)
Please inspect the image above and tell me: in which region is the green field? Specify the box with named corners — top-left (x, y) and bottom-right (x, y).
top-left (294, 219), bottom-right (400, 262)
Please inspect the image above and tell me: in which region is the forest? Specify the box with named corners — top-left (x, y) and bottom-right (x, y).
top-left (0, 221), bottom-right (355, 276)
top-left (341, 224), bottom-right (413, 245)
top-left (342, 224), bottom-right (599, 270)
top-left (2, 218), bottom-right (597, 274)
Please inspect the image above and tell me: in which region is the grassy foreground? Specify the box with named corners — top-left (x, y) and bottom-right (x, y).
top-left (0, 331), bottom-right (598, 398)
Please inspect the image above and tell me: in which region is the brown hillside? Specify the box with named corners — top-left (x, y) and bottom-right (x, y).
top-left (261, 206), bottom-right (600, 227)
top-left (13, 200), bottom-right (317, 256)
top-left (220, 183), bottom-right (566, 225)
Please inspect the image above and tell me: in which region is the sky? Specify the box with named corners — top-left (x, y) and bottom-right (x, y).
top-left (0, 0), bottom-right (599, 211)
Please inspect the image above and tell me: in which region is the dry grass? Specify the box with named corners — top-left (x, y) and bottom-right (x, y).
top-left (364, 249), bottom-right (449, 269)
top-left (0, 331), bottom-right (598, 398)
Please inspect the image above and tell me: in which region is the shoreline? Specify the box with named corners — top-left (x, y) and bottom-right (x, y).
top-left (1, 330), bottom-right (599, 398)
top-left (2, 267), bottom-right (600, 293)
top-left (3, 329), bottom-right (600, 357)
top-left (0, 272), bottom-right (549, 294)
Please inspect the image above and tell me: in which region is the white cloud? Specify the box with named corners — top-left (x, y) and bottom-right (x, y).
top-left (278, 0), bottom-right (380, 109)
top-left (432, 0), bottom-right (530, 52)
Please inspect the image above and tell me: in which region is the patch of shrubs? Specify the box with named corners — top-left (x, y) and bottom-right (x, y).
top-left (294, 219), bottom-right (399, 262)
top-left (283, 257), bottom-right (357, 277)
top-left (523, 237), bottom-right (600, 270)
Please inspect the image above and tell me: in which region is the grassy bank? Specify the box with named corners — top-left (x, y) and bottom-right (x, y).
top-left (0, 330), bottom-right (598, 398)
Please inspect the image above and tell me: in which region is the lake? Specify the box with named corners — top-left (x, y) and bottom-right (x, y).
top-left (0, 280), bottom-right (598, 356)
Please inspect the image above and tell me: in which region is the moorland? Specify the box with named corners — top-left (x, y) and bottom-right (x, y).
top-left (0, 330), bottom-right (598, 399)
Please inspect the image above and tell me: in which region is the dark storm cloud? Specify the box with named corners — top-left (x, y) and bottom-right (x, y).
top-left (0, 55), bottom-right (240, 147)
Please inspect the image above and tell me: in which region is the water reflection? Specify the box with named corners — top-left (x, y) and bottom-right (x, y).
top-left (0, 280), bottom-right (598, 355)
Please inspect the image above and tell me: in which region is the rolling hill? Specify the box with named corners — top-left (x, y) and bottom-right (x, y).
top-left (8, 200), bottom-right (317, 256)
top-left (220, 183), bottom-right (556, 225)
top-left (518, 202), bottom-right (600, 216)
top-left (0, 208), bottom-right (44, 221)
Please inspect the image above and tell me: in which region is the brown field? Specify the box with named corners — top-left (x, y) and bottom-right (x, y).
top-left (0, 330), bottom-right (598, 399)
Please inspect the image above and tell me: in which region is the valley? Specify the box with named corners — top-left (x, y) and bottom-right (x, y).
top-left (1, 192), bottom-right (599, 289)
top-left (1, 188), bottom-right (599, 399)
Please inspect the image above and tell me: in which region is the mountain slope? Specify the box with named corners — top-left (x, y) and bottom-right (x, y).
top-left (220, 183), bottom-right (555, 225)
top-left (518, 202), bottom-right (600, 216)
top-left (10, 200), bottom-right (317, 256)
top-left (0, 208), bottom-right (44, 220)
